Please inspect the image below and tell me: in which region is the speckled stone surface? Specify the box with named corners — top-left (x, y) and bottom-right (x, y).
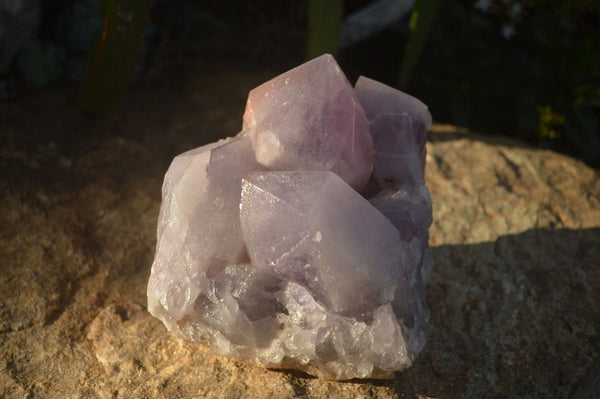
top-left (1, 68), bottom-right (599, 398)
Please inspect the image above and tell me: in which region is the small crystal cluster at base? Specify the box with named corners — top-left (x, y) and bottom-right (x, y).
top-left (147, 54), bottom-right (433, 380)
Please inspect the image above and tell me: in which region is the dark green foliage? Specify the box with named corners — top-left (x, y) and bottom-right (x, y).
top-left (409, 0), bottom-right (600, 165)
top-left (398, 0), bottom-right (442, 89)
top-left (52, 0), bottom-right (104, 53)
top-left (158, 1), bottom-right (306, 61)
top-left (6, 0), bottom-right (598, 164)
top-left (16, 40), bottom-right (67, 87)
top-left (0, 0), bottom-right (40, 75)
top-left (80, 0), bottom-right (150, 114)
top-left (306, 0), bottom-right (343, 59)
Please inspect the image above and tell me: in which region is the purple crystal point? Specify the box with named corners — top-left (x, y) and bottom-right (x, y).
top-left (243, 54), bottom-right (374, 191)
top-left (355, 76), bottom-right (432, 187)
top-left (147, 135), bottom-right (265, 327)
top-left (148, 56), bottom-right (433, 380)
top-left (355, 76), bottom-right (432, 125)
top-left (240, 171), bottom-right (406, 319)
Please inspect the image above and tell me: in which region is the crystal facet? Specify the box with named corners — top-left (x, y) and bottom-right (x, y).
top-left (355, 76), bottom-right (431, 186)
top-left (240, 171), bottom-right (406, 319)
top-left (243, 54), bottom-right (374, 191)
top-left (147, 55), bottom-right (433, 380)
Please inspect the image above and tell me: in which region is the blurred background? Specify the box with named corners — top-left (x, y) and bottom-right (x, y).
top-left (1, 0), bottom-right (599, 166)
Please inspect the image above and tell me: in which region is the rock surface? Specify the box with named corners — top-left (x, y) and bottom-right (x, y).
top-left (1, 67), bottom-right (599, 397)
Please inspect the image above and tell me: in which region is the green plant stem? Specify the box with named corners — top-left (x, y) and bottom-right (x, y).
top-left (398, 0), bottom-right (441, 89)
top-left (306, 0), bottom-right (343, 59)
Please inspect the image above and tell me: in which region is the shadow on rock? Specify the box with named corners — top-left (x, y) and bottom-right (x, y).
top-left (393, 227), bottom-right (600, 399)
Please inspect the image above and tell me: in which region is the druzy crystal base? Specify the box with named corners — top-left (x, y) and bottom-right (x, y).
top-left (147, 54), bottom-right (433, 380)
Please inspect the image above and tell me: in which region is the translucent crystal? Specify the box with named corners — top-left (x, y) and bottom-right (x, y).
top-left (240, 171), bottom-right (407, 319)
top-left (355, 76), bottom-right (432, 186)
top-left (243, 54), bottom-right (373, 191)
top-left (147, 55), bottom-right (433, 380)
top-left (147, 135), bottom-right (265, 325)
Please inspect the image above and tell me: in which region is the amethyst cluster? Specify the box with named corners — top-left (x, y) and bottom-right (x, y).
top-left (147, 54), bottom-right (433, 379)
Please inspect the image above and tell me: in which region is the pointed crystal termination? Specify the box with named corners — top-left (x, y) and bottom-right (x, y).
top-left (147, 135), bottom-right (266, 331)
top-left (147, 55), bottom-right (433, 380)
top-left (243, 54), bottom-right (374, 192)
top-left (355, 76), bottom-right (432, 187)
top-left (356, 78), bottom-right (434, 346)
top-left (240, 171), bottom-right (409, 319)
top-left (239, 171), bottom-right (426, 379)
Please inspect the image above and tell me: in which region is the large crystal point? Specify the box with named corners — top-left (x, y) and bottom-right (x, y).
top-left (355, 76), bottom-right (432, 186)
top-left (243, 54), bottom-right (374, 191)
top-left (147, 135), bottom-right (265, 330)
top-left (240, 171), bottom-right (408, 319)
top-left (147, 55), bottom-right (433, 380)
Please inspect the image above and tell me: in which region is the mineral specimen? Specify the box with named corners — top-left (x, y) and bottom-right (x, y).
top-left (243, 54), bottom-right (373, 191)
top-left (147, 54), bottom-right (433, 380)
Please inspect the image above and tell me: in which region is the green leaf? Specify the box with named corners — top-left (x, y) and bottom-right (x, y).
top-left (398, 0), bottom-right (442, 89)
top-left (80, 0), bottom-right (150, 115)
top-left (306, 0), bottom-right (343, 59)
